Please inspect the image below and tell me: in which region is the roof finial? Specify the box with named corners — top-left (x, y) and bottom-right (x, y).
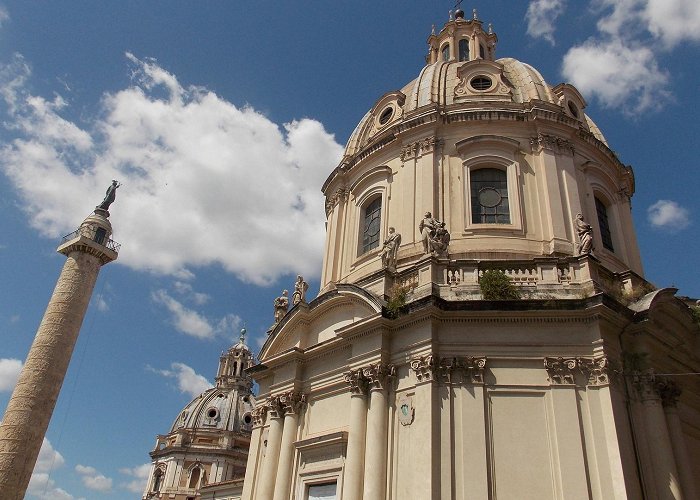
top-left (488, 23), bottom-right (493, 34)
top-left (473, 8), bottom-right (478, 20)
top-left (454, 0), bottom-right (464, 19)
top-left (431, 24), bottom-right (436, 35)
top-left (449, 10), bottom-right (454, 21)
top-left (239, 326), bottom-right (246, 343)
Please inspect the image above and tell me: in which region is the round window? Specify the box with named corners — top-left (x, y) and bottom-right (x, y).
top-left (379, 107), bottom-right (393, 125)
top-left (207, 408), bottom-right (218, 419)
top-left (478, 187), bottom-right (502, 208)
top-left (470, 76), bottom-right (492, 91)
top-left (243, 414), bottom-right (252, 424)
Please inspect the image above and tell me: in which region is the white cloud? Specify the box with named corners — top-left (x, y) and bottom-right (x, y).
top-left (0, 7), bottom-right (8, 28)
top-left (562, 38), bottom-right (669, 113)
top-left (75, 464), bottom-right (113, 492)
top-left (148, 361), bottom-right (213, 398)
top-left (644, 0), bottom-right (700, 48)
top-left (526, 0), bottom-right (566, 45)
top-left (173, 281), bottom-right (210, 305)
top-left (152, 289), bottom-right (215, 338)
top-left (647, 200), bottom-right (690, 230)
top-left (0, 358), bottom-right (22, 391)
top-left (26, 438), bottom-right (76, 500)
top-left (0, 53), bottom-right (343, 286)
top-left (94, 294), bottom-right (109, 312)
top-left (119, 463), bottom-right (151, 493)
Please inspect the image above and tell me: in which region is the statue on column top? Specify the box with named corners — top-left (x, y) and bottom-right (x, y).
top-left (97, 180), bottom-right (121, 211)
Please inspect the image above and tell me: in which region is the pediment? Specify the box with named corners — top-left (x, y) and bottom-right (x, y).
top-left (259, 284), bottom-right (383, 361)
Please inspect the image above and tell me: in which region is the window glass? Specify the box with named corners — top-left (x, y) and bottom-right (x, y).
top-left (595, 197), bottom-right (614, 251)
top-left (471, 168), bottom-right (510, 224)
top-left (479, 44), bottom-right (485, 59)
top-left (362, 197), bottom-right (382, 253)
top-left (308, 482), bottom-right (337, 500)
top-left (458, 39), bottom-right (469, 61)
top-left (441, 44), bottom-right (450, 62)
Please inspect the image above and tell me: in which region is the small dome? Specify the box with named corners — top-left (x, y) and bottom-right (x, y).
top-left (170, 386), bottom-right (255, 434)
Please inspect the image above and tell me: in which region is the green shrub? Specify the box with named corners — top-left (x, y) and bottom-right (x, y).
top-left (691, 305), bottom-right (700, 325)
top-left (385, 283), bottom-right (415, 318)
top-left (480, 270), bottom-right (520, 300)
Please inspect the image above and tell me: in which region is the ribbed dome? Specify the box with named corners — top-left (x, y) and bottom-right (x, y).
top-left (169, 385), bottom-right (254, 433)
top-left (343, 56), bottom-right (607, 160)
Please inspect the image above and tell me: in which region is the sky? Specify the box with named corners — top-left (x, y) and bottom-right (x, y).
top-left (0, 0), bottom-right (698, 498)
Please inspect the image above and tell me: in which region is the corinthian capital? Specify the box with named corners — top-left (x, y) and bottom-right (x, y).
top-left (409, 355), bottom-right (436, 383)
top-left (577, 356), bottom-right (611, 386)
top-left (269, 390), bottom-right (307, 416)
top-left (362, 362), bottom-right (396, 391)
top-left (544, 357), bottom-right (577, 385)
top-left (251, 405), bottom-right (268, 426)
top-left (343, 368), bottom-right (369, 396)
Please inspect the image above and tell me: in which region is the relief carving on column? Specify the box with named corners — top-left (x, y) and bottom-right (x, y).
top-left (577, 356), bottom-right (611, 386)
top-left (343, 368), bottom-right (369, 396)
top-left (362, 363), bottom-right (396, 391)
top-left (530, 134), bottom-right (575, 156)
top-left (252, 405), bottom-right (268, 426)
top-left (655, 378), bottom-right (682, 407)
top-left (544, 357), bottom-right (577, 385)
top-left (409, 355), bottom-right (436, 383)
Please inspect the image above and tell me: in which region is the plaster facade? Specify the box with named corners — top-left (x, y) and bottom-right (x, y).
top-left (242, 10), bottom-right (700, 500)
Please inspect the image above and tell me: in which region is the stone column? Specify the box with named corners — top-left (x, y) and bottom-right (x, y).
top-left (255, 400), bottom-right (285, 500)
top-left (272, 391), bottom-right (306, 500)
top-left (343, 369), bottom-right (369, 500)
top-left (362, 363), bottom-right (394, 500)
top-left (635, 373), bottom-right (684, 500)
top-left (0, 210), bottom-right (117, 500)
top-left (242, 406), bottom-right (267, 500)
top-left (658, 379), bottom-right (698, 500)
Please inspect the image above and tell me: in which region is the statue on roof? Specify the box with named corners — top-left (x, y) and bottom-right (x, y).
top-left (274, 290), bottom-right (289, 324)
top-left (97, 180), bottom-right (121, 211)
top-left (292, 276), bottom-right (308, 306)
top-left (380, 227), bottom-right (401, 271)
top-left (419, 212), bottom-right (450, 257)
top-left (574, 213), bottom-right (593, 255)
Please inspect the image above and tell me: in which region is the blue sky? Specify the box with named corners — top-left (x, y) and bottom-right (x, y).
top-left (0, 1), bottom-right (698, 498)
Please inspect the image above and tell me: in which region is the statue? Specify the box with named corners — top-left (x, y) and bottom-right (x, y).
top-left (574, 213), bottom-right (593, 255)
top-left (97, 180), bottom-right (121, 211)
top-left (292, 275), bottom-right (308, 306)
top-left (273, 290), bottom-right (289, 324)
top-left (418, 212), bottom-right (439, 254)
top-left (380, 227), bottom-right (401, 271)
top-left (419, 212), bottom-right (450, 256)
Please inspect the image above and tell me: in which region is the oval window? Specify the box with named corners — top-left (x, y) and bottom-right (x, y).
top-left (379, 107), bottom-right (393, 125)
top-left (470, 76), bottom-right (492, 91)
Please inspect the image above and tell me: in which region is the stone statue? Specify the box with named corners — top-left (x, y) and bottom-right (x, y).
top-left (419, 212), bottom-right (450, 256)
top-left (273, 290), bottom-right (289, 323)
top-left (97, 180), bottom-right (120, 211)
top-left (380, 227), bottom-right (401, 270)
top-left (418, 212), bottom-right (439, 254)
top-left (574, 213), bottom-right (593, 255)
top-left (292, 275), bottom-right (308, 306)
top-left (428, 222), bottom-right (451, 256)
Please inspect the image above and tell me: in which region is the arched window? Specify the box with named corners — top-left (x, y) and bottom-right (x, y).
top-left (595, 196), bottom-right (614, 251)
top-left (361, 197), bottom-right (382, 253)
top-left (188, 466), bottom-right (201, 489)
top-left (441, 44), bottom-right (450, 62)
top-left (471, 168), bottom-right (510, 224)
top-left (458, 39), bottom-right (469, 61)
top-left (152, 469), bottom-right (164, 492)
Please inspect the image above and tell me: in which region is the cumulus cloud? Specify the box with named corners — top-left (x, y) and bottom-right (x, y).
top-left (0, 52), bottom-right (344, 286)
top-left (647, 200), bottom-right (691, 230)
top-left (0, 358), bottom-right (22, 391)
top-left (526, 0), bottom-right (566, 45)
top-left (26, 438), bottom-right (77, 500)
top-left (152, 289), bottom-right (215, 338)
top-left (119, 463), bottom-right (152, 493)
top-left (75, 464), bottom-right (113, 492)
top-left (173, 281), bottom-right (210, 305)
top-left (562, 39), bottom-right (668, 113)
top-left (148, 362), bottom-right (213, 398)
top-left (560, 0), bottom-right (700, 114)
top-left (93, 294), bottom-right (109, 312)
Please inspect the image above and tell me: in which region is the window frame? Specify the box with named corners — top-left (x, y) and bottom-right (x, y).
top-left (441, 43), bottom-right (450, 62)
top-left (360, 196), bottom-right (382, 254)
top-left (458, 39), bottom-right (469, 61)
top-left (595, 195), bottom-right (615, 252)
top-left (470, 168), bottom-right (511, 224)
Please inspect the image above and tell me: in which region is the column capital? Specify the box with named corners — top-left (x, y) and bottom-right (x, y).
top-left (409, 354), bottom-right (436, 383)
top-left (252, 405), bottom-right (268, 427)
top-left (577, 356), bottom-right (612, 386)
top-left (268, 390), bottom-right (307, 417)
top-left (362, 362), bottom-right (395, 391)
top-left (655, 378), bottom-right (682, 407)
top-left (344, 368), bottom-right (369, 396)
top-left (544, 357), bottom-right (577, 385)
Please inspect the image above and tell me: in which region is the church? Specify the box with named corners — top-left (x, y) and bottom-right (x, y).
top-left (142, 9), bottom-right (700, 500)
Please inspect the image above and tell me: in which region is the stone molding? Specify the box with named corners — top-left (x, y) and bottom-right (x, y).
top-left (409, 355), bottom-right (487, 384)
top-left (400, 136), bottom-right (440, 162)
top-left (362, 363), bottom-right (396, 391)
top-left (343, 368), bottom-right (369, 396)
top-left (324, 187), bottom-right (348, 217)
top-left (530, 133), bottom-right (575, 156)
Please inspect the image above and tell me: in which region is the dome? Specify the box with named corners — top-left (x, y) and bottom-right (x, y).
top-left (170, 385), bottom-right (254, 433)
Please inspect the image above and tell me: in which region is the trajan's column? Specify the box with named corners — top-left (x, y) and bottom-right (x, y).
top-left (0, 182), bottom-right (121, 499)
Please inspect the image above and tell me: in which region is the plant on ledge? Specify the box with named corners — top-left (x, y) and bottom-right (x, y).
top-left (479, 270), bottom-right (521, 300)
top-left (385, 283), bottom-right (415, 318)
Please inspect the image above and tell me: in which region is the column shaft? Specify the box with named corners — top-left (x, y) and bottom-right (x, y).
top-left (256, 414), bottom-right (284, 500)
top-left (362, 388), bottom-right (388, 500)
top-left (0, 251), bottom-right (101, 500)
top-left (272, 412), bottom-right (300, 500)
top-left (664, 405), bottom-right (699, 500)
top-left (642, 395), bottom-right (683, 500)
top-left (343, 393), bottom-right (368, 500)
